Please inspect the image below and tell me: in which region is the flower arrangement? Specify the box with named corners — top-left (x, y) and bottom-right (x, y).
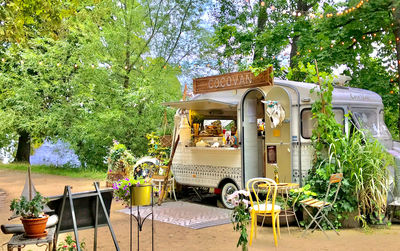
top-left (113, 177), bottom-right (151, 206)
top-left (227, 190), bottom-right (251, 251)
top-left (107, 140), bottom-right (136, 173)
top-left (106, 140), bottom-right (136, 186)
top-left (57, 235), bottom-right (86, 251)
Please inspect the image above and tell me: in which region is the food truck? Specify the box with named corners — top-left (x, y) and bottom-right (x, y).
top-left (162, 67), bottom-right (397, 208)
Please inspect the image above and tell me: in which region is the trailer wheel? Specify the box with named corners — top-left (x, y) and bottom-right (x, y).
top-left (220, 182), bottom-right (238, 209)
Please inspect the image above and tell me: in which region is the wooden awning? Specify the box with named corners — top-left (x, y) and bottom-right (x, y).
top-left (162, 99), bottom-right (237, 111)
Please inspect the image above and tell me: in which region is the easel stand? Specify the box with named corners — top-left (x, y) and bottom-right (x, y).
top-left (129, 185), bottom-right (154, 251)
top-left (54, 182), bottom-right (120, 251)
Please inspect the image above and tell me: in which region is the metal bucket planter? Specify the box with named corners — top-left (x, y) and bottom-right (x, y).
top-left (131, 184), bottom-right (152, 206)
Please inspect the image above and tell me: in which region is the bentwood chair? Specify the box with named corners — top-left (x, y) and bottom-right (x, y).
top-left (300, 173), bottom-right (343, 238)
top-left (246, 178), bottom-right (281, 247)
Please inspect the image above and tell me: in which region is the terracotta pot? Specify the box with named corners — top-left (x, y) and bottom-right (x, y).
top-left (21, 214), bottom-right (49, 238)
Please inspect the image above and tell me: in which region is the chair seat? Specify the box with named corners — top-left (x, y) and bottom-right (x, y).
top-left (251, 203), bottom-right (281, 212)
top-left (300, 198), bottom-right (330, 208)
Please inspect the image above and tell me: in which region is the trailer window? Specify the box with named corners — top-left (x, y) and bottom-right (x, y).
top-left (301, 109), bottom-right (344, 139)
top-left (352, 109), bottom-right (378, 136)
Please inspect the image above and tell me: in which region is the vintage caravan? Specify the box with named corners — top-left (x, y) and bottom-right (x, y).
top-left (163, 68), bottom-right (396, 208)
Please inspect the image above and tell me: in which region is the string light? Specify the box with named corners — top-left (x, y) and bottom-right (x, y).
top-left (263, 0), bottom-right (368, 20)
top-left (20, 60), bottom-right (24, 64)
top-left (91, 64), bottom-right (95, 69)
top-left (1, 58), bottom-right (4, 62)
top-left (57, 63), bottom-right (61, 67)
top-left (74, 64), bottom-right (78, 68)
top-left (38, 61), bottom-right (43, 65)
top-left (178, 65), bottom-right (182, 69)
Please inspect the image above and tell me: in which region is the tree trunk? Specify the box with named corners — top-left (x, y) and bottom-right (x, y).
top-left (392, 5), bottom-right (400, 138)
top-left (290, 35), bottom-right (300, 68)
top-left (253, 0), bottom-right (267, 61)
top-left (15, 130), bottom-right (31, 163)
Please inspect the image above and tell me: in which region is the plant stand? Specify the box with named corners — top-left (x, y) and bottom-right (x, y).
top-left (129, 184), bottom-right (154, 251)
top-left (7, 226), bottom-right (56, 251)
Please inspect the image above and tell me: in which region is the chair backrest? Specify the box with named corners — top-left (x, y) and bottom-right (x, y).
top-left (323, 173), bottom-right (343, 206)
top-left (246, 178), bottom-right (278, 211)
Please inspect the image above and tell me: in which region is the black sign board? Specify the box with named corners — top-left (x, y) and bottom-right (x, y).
top-left (47, 189), bottom-right (112, 232)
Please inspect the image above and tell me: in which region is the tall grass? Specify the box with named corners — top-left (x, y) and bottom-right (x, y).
top-left (0, 163), bottom-right (106, 180)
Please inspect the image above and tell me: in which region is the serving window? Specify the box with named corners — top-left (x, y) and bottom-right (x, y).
top-left (190, 110), bottom-right (238, 148)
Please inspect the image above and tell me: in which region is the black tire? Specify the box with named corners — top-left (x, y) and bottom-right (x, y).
top-left (220, 182), bottom-right (238, 209)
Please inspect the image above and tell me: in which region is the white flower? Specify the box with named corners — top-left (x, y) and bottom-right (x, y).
top-left (242, 199), bottom-right (249, 208)
top-left (238, 190), bottom-right (250, 197)
top-left (234, 200), bottom-right (239, 206)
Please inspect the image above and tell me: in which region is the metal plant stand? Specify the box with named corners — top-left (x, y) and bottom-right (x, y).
top-left (129, 184), bottom-right (154, 251)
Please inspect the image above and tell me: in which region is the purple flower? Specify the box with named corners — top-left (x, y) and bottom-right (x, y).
top-left (136, 182), bottom-right (140, 187)
top-left (109, 169), bottom-right (112, 173)
top-left (128, 183), bottom-right (131, 186)
top-left (123, 185), bottom-right (127, 190)
top-left (125, 178), bottom-right (129, 181)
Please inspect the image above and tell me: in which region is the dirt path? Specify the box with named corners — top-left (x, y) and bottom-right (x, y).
top-left (0, 169), bottom-right (399, 251)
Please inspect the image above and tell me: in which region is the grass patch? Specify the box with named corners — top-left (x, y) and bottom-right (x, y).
top-left (0, 163), bottom-right (106, 180)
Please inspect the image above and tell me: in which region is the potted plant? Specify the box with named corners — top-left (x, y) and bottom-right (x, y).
top-left (10, 193), bottom-right (50, 238)
top-left (113, 177), bottom-right (153, 206)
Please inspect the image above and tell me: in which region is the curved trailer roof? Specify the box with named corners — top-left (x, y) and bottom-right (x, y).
top-left (163, 79), bottom-right (383, 108)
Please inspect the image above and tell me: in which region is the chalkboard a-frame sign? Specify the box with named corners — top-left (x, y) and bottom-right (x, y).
top-left (47, 183), bottom-right (120, 251)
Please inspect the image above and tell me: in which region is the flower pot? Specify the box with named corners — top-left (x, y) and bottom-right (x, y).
top-left (131, 185), bottom-right (152, 206)
top-left (21, 214), bottom-right (49, 238)
top-left (256, 210), bottom-right (296, 226)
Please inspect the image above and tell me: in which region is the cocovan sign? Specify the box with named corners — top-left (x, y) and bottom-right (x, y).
top-left (193, 66), bottom-right (273, 94)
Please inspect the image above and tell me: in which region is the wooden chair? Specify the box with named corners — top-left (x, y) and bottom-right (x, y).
top-left (300, 173), bottom-right (343, 238)
top-left (152, 166), bottom-right (177, 201)
top-left (246, 178), bottom-right (281, 247)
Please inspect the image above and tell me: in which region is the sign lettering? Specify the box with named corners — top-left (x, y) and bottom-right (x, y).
top-left (193, 67), bottom-right (273, 94)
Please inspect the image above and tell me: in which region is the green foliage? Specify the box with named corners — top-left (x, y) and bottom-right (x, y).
top-left (0, 163), bottom-right (106, 180)
top-left (287, 184), bottom-right (317, 211)
top-left (0, 0), bottom-right (80, 43)
top-left (10, 192), bottom-right (49, 218)
top-left (209, 0), bottom-right (399, 138)
top-left (299, 62), bottom-right (395, 229)
top-left (112, 177), bottom-right (151, 206)
top-left (57, 235), bottom-right (86, 251)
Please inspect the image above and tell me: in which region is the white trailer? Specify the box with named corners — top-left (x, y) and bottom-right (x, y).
top-left (163, 69), bottom-right (395, 208)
